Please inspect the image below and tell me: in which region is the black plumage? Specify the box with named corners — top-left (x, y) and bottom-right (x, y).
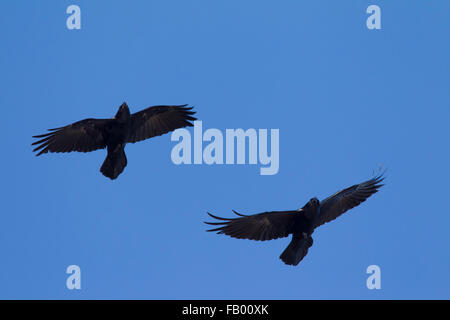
top-left (205, 174), bottom-right (384, 266)
top-left (32, 102), bottom-right (196, 180)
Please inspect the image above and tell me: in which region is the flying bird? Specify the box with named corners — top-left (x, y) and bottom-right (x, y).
top-left (205, 174), bottom-right (384, 266)
top-left (32, 103), bottom-right (196, 180)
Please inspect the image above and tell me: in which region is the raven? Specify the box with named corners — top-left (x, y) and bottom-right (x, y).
top-left (32, 102), bottom-right (196, 180)
top-left (205, 174), bottom-right (384, 266)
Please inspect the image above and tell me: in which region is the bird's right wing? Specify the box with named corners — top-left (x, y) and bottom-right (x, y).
top-left (314, 174), bottom-right (385, 228)
top-left (205, 210), bottom-right (301, 241)
top-left (32, 118), bottom-right (111, 156)
top-left (127, 105), bottom-right (196, 143)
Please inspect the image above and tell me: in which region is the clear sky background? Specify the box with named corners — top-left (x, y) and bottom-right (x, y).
top-left (0, 0), bottom-right (449, 299)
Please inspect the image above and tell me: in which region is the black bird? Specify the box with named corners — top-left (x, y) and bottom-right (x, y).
top-left (32, 102), bottom-right (196, 180)
top-left (205, 174), bottom-right (384, 266)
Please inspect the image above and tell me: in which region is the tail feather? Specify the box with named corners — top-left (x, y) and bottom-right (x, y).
top-left (100, 148), bottom-right (127, 180)
top-left (280, 236), bottom-right (313, 266)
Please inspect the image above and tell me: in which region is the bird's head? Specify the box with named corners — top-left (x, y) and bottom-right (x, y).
top-left (115, 102), bottom-right (131, 121)
top-left (303, 197), bottom-right (320, 213)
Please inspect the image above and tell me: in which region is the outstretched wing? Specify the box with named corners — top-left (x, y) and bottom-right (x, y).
top-left (127, 105), bottom-right (196, 143)
top-left (314, 174), bottom-right (385, 228)
top-left (205, 210), bottom-right (302, 241)
top-left (32, 118), bottom-right (110, 156)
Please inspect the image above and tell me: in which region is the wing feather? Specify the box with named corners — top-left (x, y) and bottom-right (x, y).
top-left (205, 210), bottom-right (302, 241)
top-left (127, 105), bottom-right (196, 143)
top-left (314, 174), bottom-right (385, 228)
top-left (32, 118), bottom-right (110, 156)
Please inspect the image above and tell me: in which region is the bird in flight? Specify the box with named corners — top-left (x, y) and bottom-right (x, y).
top-left (205, 174), bottom-right (384, 266)
top-left (32, 102), bottom-right (196, 180)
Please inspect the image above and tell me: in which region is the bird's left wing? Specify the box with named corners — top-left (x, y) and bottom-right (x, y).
top-left (32, 118), bottom-right (111, 156)
top-left (205, 210), bottom-right (302, 241)
top-left (314, 174), bottom-right (385, 228)
top-left (127, 105), bottom-right (196, 143)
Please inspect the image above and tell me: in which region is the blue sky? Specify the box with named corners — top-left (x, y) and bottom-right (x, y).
top-left (0, 0), bottom-right (449, 299)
